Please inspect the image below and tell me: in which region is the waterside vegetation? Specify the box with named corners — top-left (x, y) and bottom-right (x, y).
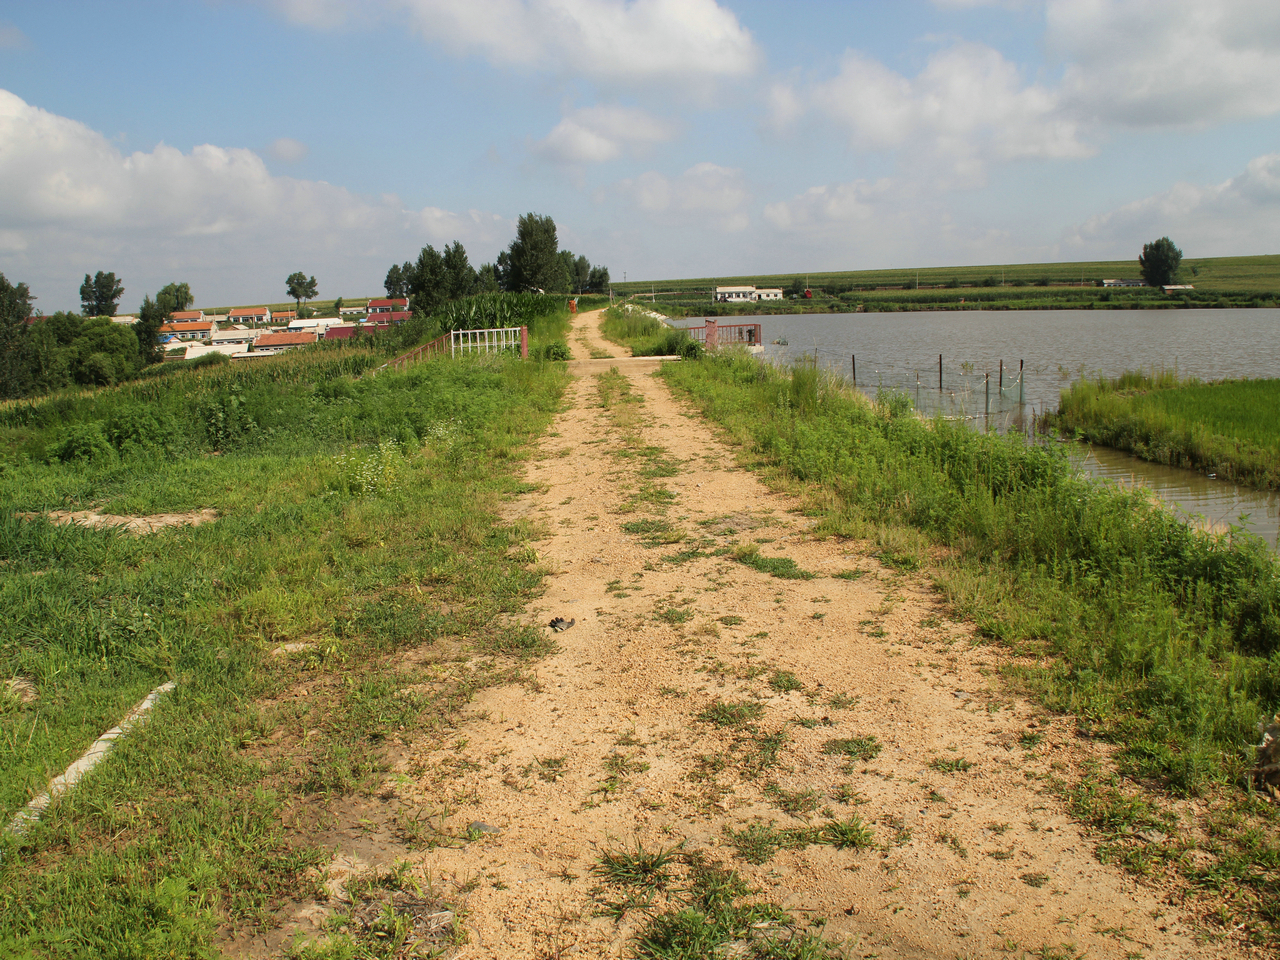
top-left (642, 346), bottom-right (1279, 941)
top-left (1050, 373), bottom-right (1280, 490)
top-left (0, 308), bottom-right (571, 955)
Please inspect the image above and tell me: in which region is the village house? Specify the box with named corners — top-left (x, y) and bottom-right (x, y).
top-left (159, 320), bottom-right (215, 341)
top-left (339, 302), bottom-right (368, 316)
top-left (251, 331), bottom-right (316, 355)
top-left (713, 286), bottom-right (783, 302)
top-left (367, 298), bottom-right (408, 314)
top-left (170, 309), bottom-right (205, 322)
top-left (227, 306), bottom-right (271, 324)
top-left (324, 321), bottom-right (391, 340)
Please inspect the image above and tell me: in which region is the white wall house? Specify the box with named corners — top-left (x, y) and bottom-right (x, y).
top-left (715, 285), bottom-right (783, 302)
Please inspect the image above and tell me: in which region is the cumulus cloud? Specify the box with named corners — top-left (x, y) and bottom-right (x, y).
top-left (763, 178), bottom-right (901, 231)
top-left (0, 89), bottom-right (510, 308)
top-left (533, 105), bottom-right (677, 164)
top-left (1067, 153), bottom-right (1280, 258)
top-left (265, 0), bottom-right (760, 89)
top-left (772, 42), bottom-right (1091, 182)
top-left (267, 137), bottom-right (309, 163)
top-left (615, 162), bottom-right (750, 231)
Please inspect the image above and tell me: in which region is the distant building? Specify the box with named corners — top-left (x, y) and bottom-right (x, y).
top-left (171, 309), bottom-right (205, 322)
top-left (339, 302), bottom-right (368, 316)
top-left (253, 331), bottom-right (316, 355)
top-left (227, 306), bottom-right (271, 324)
top-left (324, 321), bottom-right (391, 340)
top-left (1162, 285), bottom-right (1195, 292)
top-left (1102, 279), bottom-right (1146, 288)
top-left (368, 298), bottom-right (408, 314)
top-left (714, 286), bottom-right (783, 302)
top-left (159, 321), bottom-right (215, 341)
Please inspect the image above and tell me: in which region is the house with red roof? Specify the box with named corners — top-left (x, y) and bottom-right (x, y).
top-left (227, 306), bottom-right (271, 324)
top-left (159, 320), bottom-right (215, 341)
top-left (368, 298), bottom-right (408, 314)
top-left (171, 310), bottom-right (205, 322)
top-left (252, 331), bottom-right (316, 355)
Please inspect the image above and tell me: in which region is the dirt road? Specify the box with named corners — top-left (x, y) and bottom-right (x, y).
top-left (387, 309), bottom-right (1238, 958)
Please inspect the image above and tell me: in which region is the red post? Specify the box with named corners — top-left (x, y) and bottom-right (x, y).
top-left (705, 319), bottom-right (718, 350)
top-left (520, 325), bottom-right (528, 359)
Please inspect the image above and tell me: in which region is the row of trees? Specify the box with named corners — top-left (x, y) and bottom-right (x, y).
top-left (0, 272), bottom-right (196, 398)
top-left (384, 213), bottom-right (610, 313)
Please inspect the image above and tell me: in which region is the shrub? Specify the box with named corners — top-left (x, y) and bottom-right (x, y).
top-left (49, 421), bottom-right (115, 463)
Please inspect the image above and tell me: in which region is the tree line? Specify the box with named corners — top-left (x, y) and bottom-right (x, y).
top-left (0, 273), bottom-right (195, 399)
top-left (383, 213), bottom-right (609, 313)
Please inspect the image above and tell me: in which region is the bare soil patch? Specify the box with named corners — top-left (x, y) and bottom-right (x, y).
top-left (247, 310), bottom-right (1258, 958)
top-left (17, 507), bottom-right (220, 534)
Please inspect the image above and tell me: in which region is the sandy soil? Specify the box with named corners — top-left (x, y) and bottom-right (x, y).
top-left (17, 508), bottom-right (219, 534)
top-left (367, 310), bottom-right (1247, 959)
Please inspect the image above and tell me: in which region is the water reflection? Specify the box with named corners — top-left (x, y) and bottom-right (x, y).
top-left (1071, 444), bottom-right (1280, 550)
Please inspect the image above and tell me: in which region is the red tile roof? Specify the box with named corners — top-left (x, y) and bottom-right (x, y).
top-left (159, 321), bottom-right (214, 333)
top-left (171, 310), bottom-right (204, 321)
top-left (255, 331), bottom-right (316, 348)
top-left (228, 307), bottom-right (269, 317)
top-left (368, 298), bottom-right (408, 309)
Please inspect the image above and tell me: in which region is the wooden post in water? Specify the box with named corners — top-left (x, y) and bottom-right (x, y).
top-left (1019, 359), bottom-right (1024, 405)
top-left (999, 359), bottom-right (1003, 392)
top-left (939, 354), bottom-right (943, 392)
top-left (851, 355), bottom-right (856, 388)
top-left (985, 372), bottom-right (990, 417)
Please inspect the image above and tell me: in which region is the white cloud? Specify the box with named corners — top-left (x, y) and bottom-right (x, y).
top-left (615, 162), bottom-right (750, 231)
top-left (265, 0), bottom-right (760, 89)
top-left (533, 105), bottom-right (677, 164)
top-left (0, 21), bottom-right (27, 48)
top-left (773, 41), bottom-right (1091, 182)
top-left (267, 137), bottom-right (310, 163)
top-left (763, 178), bottom-right (900, 231)
top-left (1067, 153), bottom-right (1280, 258)
top-left (1048, 0), bottom-right (1280, 128)
top-left (0, 89), bottom-right (511, 308)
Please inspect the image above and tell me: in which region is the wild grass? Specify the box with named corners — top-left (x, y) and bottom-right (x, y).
top-left (0, 346), bottom-right (568, 954)
top-left (1051, 372), bottom-right (1280, 489)
top-left (599, 307), bottom-right (702, 357)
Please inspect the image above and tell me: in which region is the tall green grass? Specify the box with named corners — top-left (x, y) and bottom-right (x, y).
top-left (662, 352), bottom-right (1280, 797)
top-left (0, 347), bottom-right (568, 955)
top-left (1051, 374), bottom-right (1280, 489)
top-left (599, 306), bottom-right (701, 357)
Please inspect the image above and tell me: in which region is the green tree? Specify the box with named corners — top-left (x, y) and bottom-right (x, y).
top-left (570, 254), bottom-right (591, 294)
top-left (587, 264), bottom-right (610, 294)
top-left (384, 262), bottom-right (412, 300)
top-left (333, 296), bottom-right (345, 316)
top-left (156, 282), bottom-right (193, 313)
top-left (1139, 237), bottom-right (1183, 287)
top-left (506, 213), bottom-right (562, 292)
top-left (69, 317), bottom-right (139, 385)
top-left (409, 245), bottom-right (447, 315)
top-left (79, 270), bottom-right (124, 317)
top-left (286, 272), bottom-right (318, 311)
top-left (135, 294), bottom-right (171, 366)
top-left (476, 263), bottom-right (499, 293)
top-left (442, 241), bottom-right (477, 300)
top-left (0, 272), bottom-right (35, 399)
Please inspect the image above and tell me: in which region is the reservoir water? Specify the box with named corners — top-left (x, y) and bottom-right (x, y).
top-left (679, 308), bottom-right (1280, 548)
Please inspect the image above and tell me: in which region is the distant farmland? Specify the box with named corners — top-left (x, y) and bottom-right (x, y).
top-left (609, 254), bottom-right (1280, 299)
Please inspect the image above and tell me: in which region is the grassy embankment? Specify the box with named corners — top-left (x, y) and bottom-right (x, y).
top-left (612, 253), bottom-right (1280, 315)
top-left (1050, 373), bottom-right (1280, 490)
top-left (0, 308), bottom-right (570, 956)
top-left (599, 306), bottom-right (702, 358)
top-left (591, 333), bottom-right (1280, 940)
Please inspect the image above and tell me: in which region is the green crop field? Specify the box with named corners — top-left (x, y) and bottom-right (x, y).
top-left (611, 253), bottom-right (1280, 299)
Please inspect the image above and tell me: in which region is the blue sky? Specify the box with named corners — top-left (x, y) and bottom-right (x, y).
top-left (2, 0), bottom-right (1279, 312)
